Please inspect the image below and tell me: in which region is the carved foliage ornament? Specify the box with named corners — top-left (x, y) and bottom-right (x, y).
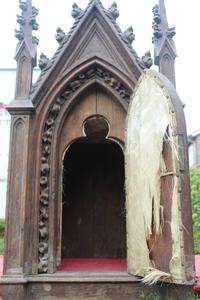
top-left (142, 51), bottom-right (153, 69)
top-left (38, 53), bottom-right (50, 70)
top-left (152, 4), bottom-right (176, 43)
top-left (108, 2), bottom-right (119, 20)
top-left (15, 1), bottom-right (39, 50)
top-left (123, 26), bottom-right (135, 44)
top-left (152, 5), bottom-right (162, 42)
top-left (55, 27), bottom-right (66, 44)
top-left (38, 67), bottom-right (131, 273)
top-left (71, 3), bottom-right (83, 19)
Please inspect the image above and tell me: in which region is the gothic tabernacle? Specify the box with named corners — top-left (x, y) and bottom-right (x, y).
top-left (0, 0), bottom-right (195, 299)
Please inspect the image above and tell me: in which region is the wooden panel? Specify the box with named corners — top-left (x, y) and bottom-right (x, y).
top-left (0, 284), bottom-right (25, 300)
top-left (4, 116), bottom-right (30, 275)
top-left (148, 175), bottom-right (173, 272)
top-left (59, 88), bottom-right (96, 151)
top-left (0, 282), bottom-right (191, 300)
top-left (180, 133), bottom-right (195, 282)
top-left (59, 86), bottom-right (126, 156)
top-left (147, 134), bottom-right (174, 272)
top-left (97, 88), bottom-right (126, 142)
top-left (61, 142), bottom-right (126, 259)
top-left (15, 56), bottom-right (32, 99)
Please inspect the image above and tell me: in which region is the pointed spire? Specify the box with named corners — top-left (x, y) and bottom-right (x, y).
top-left (159, 0), bottom-right (168, 31)
top-left (152, 0), bottom-right (177, 86)
top-left (14, 0), bottom-right (39, 99)
top-left (15, 0), bottom-right (39, 58)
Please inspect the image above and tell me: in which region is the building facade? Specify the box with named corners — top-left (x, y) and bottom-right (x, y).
top-left (188, 130), bottom-right (200, 167)
top-left (0, 68), bottom-right (39, 218)
top-left (0, 103), bottom-right (10, 219)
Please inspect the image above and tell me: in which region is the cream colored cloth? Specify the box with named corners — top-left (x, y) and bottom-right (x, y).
top-left (125, 70), bottom-right (185, 284)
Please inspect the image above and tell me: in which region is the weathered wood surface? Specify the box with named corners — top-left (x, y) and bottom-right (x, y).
top-left (0, 281), bottom-right (193, 300)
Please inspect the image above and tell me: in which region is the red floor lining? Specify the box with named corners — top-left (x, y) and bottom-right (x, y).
top-left (0, 256), bottom-right (2, 275)
top-left (57, 258), bottom-right (127, 272)
top-left (194, 255), bottom-right (200, 292)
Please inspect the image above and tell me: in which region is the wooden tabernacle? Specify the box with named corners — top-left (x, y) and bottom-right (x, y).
top-left (0, 0), bottom-right (195, 299)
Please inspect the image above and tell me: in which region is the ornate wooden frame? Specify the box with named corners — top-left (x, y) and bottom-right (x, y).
top-left (37, 64), bottom-right (132, 273)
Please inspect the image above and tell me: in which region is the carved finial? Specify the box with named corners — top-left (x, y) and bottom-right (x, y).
top-left (124, 26), bottom-right (135, 44)
top-left (55, 27), bottom-right (66, 44)
top-left (153, 0), bottom-right (177, 86)
top-left (152, 5), bottom-right (162, 42)
top-left (17, 14), bottom-right (25, 26)
top-left (152, 5), bottom-right (161, 24)
top-left (15, 28), bottom-right (24, 41)
top-left (108, 2), bottom-right (119, 20)
top-left (152, 1), bottom-right (176, 45)
top-left (38, 53), bottom-right (50, 70)
top-left (152, 22), bottom-right (162, 42)
top-left (32, 36), bottom-right (39, 45)
top-left (142, 51), bottom-right (153, 69)
top-left (71, 3), bottom-right (83, 19)
top-left (14, 0), bottom-right (39, 99)
top-left (19, 0), bottom-right (27, 11)
top-left (32, 6), bottom-right (39, 17)
top-left (15, 1), bottom-right (39, 42)
top-left (167, 27), bottom-right (176, 39)
top-left (29, 6), bottom-right (39, 30)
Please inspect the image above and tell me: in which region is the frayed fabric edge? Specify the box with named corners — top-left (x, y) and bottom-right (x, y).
top-left (141, 268), bottom-right (172, 285)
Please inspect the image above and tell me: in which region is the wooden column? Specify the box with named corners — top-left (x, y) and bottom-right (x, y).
top-left (3, 111), bottom-right (33, 276)
top-left (3, 0), bottom-right (38, 276)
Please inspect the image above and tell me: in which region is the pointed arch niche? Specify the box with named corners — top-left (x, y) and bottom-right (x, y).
top-left (59, 84), bottom-right (126, 263)
top-left (61, 129), bottom-right (126, 261)
top-left (41, 79), bottom-right (129, 273)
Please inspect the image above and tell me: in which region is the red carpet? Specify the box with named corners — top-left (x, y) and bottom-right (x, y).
top-left (0, 256), bottom-right (3, 276)
top-left (1, 255), bottom-right (200, 292)
top-left (58, 258), bottom-right (127, 272)
top-left (194, 255), bottom-right (200, 292)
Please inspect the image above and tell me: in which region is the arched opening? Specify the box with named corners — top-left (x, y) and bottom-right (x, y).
top-left (61, 120), bottom-right (126, 262)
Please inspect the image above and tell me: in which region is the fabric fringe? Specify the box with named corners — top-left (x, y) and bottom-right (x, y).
top-left (141, 268), bottom-right (172, 285)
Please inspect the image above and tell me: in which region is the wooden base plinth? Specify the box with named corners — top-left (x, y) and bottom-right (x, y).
top-left (0, 284), bottom-right (25, 300)
top-left (0, 273), bottom-right (193, 300)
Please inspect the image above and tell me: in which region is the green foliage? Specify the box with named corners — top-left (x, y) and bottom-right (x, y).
top-left (0, 219), bottom-right (5, 237)
top-left (138, 293), bottom-right (200, 300)
top-left (0, 219), bottom-right (5, 255)
top-left (186, 293), bottom-right (200, 300)
top-left (190, 166), bottom-right (200, 254)
top-left (139, 293), bottom-right (159, 300)
top-left (0, 237), bottom-right (4, 255)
